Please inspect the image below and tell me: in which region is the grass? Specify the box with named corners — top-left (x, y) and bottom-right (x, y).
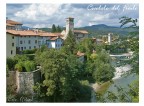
top-left (96, 81), bottom-right (112, 95)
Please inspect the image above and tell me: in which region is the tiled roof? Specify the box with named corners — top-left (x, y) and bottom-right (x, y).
top-left (6, 23), bottom-right (15, 26)
top-left (6, 20), bottom-right (22, 25)
top-left (39, 32), bottom-right (61, 37)
top-left (63, 30), bottom-right (88, 34)
top-left (6, 30), bottom-right (40, 36)
top-left (74, 30), bottom-right (88, 34)
top-left (77, 51), bottom-right (85, 57)
top-left (6, 30), bottom-right (63, 37)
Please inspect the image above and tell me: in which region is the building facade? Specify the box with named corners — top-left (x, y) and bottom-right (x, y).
top-left (6, 17), bottom-right (88, 57)
top-left (6, 33), bottom-right (16, 57)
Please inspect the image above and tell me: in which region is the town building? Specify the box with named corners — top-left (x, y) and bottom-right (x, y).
top-left (6, 19), bottom-right (23, 30)
top-left (6, 17), bottom-right (88, 57)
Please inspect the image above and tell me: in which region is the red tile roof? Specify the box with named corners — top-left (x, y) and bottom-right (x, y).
top-left (6, 30), bottom-right (63, 37)
top-left (6, 20), bottom-right (22, 25)
top-left (7, 30), bottom-right (40, 36)
top-left (6, 23), bottom-right (15, 26)
top-left (77, 51), bottom-right (85, 57)
top-left (74, 30), bottom-right (88, 34)
top-left (39, 32), bottom-right (61, 37)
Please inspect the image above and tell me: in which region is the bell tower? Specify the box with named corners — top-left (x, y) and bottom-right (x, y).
top-left (66, 17), bottom-right (74, 37)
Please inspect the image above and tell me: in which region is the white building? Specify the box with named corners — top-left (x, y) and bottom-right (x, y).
top-left (6, 30), bottom-right (40, 53)
top-left (6, 33), bottom-right (16, 57)
top-left (108, 33), bottom-right (113, 45)
top-left (6, 17), bottom-right (88, 57)
top-left (6, 19), bottom-right (22, 30)
top-left (47, 36), bottom-right (63, 49)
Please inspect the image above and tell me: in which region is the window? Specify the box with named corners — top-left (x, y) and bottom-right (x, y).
top-left (24, 47), bottom-right (26, 49)
top-left (12, 43), bottom-right (14, 46)
top-left (11, 50), bottom-right (13, 54)
top-left (35, 40), bottom-right (37, 44)
top-left (21, 47), bottom-right (23, 51)
top-left (12, 36), bottom-right (14, 39)
top-left (28, 40), bottom-right (31, 44)
top-left (34, 46), bottom-right (36, 49)
top-left (20, 41), bottom-right (22, 44)
top-left (29, 46), bottom-right (31, 49)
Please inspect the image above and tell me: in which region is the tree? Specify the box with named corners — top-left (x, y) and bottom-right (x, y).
top-left (62, 30), bottom-right (77, 54)
top-left (119, 16), bottom-right (138, 28)
top-left (24, 61), bottom-right (35, 72)
top-left (92, 50), bottom-right (114, 83)
top-left (56, 25), bottom-right (62, 32)
top-left (7, 57), bottom-right (17, 70)
top-left (93, 62), bottom-right (114, 83)
top-left (34, 49), bottom-right (85, 102)
top-left (77, 38), bottom-right (95, 54)
top-left (51, 24), bottom-right (56, 33)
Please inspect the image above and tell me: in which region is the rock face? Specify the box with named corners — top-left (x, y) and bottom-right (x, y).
top-left (16, 70), bottom-right (41, 94)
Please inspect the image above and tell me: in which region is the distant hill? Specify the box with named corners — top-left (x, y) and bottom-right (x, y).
top-left (22, 24), bottom-right (138, 37)
top-left (77, 24), bottom-right (138, 37)
top-left (22, 26), bottom-right (33, 30)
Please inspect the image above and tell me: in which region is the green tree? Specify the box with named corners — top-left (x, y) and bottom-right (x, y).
top-left (51, 24), bottom-right (56, 33)
top-left (7, 57), bottom-right (17, 70)
top-left (56, 25), bottom-right (62, 32)
top-left (24, 61), bottom-right (35, 72)
top-left (93, 62), bottom-right (114, 83)
top-left (92, 50), bottom-right (114, 83)
top-left (34, 47), bottom-right (92, 102)
top-left (62, 30), bottom-right (77, 54)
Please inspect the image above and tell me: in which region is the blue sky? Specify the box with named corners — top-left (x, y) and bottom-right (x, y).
top-left (6, 3), bottom-right (139, 28)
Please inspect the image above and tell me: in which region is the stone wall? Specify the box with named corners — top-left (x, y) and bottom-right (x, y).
top-left (7, 69), bottom-right (41, 95)
top-left (7, 71), bottom-right (17, 93)
top-left (16, 69), bottom-right (41, 94)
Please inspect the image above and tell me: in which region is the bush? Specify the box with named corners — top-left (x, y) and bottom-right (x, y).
top-left (24, 61), bottom-right (35, 72)
top-left (7, 57), bottom-right (17, 70)
top-left (22, 49), bottom-right (37, 54)
top-left (26, 54), bottom-right (35, 61)
top-left (14, 55), bottom-right (29, 62)
top-left (15, 62), bottom-right (23, 72)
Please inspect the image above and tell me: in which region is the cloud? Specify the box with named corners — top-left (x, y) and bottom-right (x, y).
top-left (7, 3), bottom-right (139, 28)
top-left (15, 4), bottom-right (61, 21)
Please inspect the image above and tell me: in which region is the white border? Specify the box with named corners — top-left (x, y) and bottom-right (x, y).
top-left (1, 0), bottom-right (144, 106)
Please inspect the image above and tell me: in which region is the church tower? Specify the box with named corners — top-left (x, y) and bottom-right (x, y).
top-left (66, 17), bottom-right (74, 37)
top-left (108, 33), bottom-right (113, 45)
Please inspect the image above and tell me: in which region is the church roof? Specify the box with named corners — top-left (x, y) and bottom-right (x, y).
top-left (74, 30), bottom-right (88, 34)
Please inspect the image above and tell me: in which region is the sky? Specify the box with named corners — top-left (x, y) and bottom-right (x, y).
top-left (6, 3), bottom-right (139, 28)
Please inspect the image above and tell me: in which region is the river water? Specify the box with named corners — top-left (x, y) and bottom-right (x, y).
top-left (102, 54), bottom-right (139, 102)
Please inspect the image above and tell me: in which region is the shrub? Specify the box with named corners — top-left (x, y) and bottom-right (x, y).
top-left (14, 55), bottom-right (29, 62)
top-left (7, 57), bottom-right (17, 70)
top-left (22, 49), bottom-right (37, 54)
top-left (24, 61), bottom-right (35, 72)
top-left (14, 62), bottom-right (23, 72)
